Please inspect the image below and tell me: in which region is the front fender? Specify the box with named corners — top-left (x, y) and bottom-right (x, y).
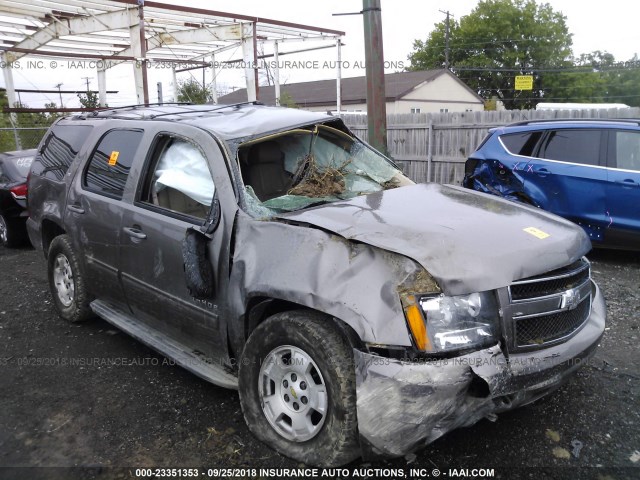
top-left (228, 215), bottom-right (423, 353)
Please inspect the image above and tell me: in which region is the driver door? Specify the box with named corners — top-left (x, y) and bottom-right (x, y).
top-left (117, 127), bottom-right (230, 361)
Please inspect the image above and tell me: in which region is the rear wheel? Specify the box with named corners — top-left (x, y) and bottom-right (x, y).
top-left (238, 310), bottom-right (360, 466)
top-left (47, 235), bottom-right (93, 322)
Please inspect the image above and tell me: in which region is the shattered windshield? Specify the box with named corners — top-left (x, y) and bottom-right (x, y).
top-left (238, 124), bottom-right (413, 216)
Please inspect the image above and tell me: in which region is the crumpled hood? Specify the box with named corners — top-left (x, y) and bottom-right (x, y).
top-left (278, 183), bottom-right (591, 295)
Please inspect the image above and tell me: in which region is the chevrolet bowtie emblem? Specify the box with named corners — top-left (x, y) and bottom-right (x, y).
top-left (560, 288), bottom-right (581, 310)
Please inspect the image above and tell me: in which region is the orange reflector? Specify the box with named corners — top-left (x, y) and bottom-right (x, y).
top-left (405, 304), bottom-right (430, 351)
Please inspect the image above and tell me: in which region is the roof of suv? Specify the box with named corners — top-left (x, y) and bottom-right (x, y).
top-left (67, 103), bottom-right (333, 141)
top-left (505, 118), bottom-right (640, 128)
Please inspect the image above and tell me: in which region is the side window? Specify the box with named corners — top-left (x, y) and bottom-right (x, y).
top-left (500, 131), bottom-right (543, 156)
top-left (139, 136), bottom-right (215, 220)
top-left (36, 125), bottom-right (93, 181)
top-left (539, 129), bottom-right (601, 166)
top-left (83, 130), bottom-right (143, 199)
top-left (614, 131), bottom-right (640, 172)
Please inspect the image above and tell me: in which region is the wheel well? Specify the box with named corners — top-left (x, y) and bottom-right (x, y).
top-left (41, 220), bottom-right (66, 257)
top-left (244, 297), bottom-right (363, 350)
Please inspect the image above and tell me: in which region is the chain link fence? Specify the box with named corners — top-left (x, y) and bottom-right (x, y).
top-left (0, 126), bottom-right (50, 152)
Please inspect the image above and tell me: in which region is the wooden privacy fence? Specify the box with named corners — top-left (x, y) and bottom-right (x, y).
top-left (342, 108), bottom-right (640, 185)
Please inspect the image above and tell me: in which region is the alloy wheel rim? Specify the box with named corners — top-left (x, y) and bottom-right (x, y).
top-left (53, 254), bottom-right (75, 307)
top-left (258, 345), bottom-right (328, 442)
top-left (0, 216), bottom-right (7, 244)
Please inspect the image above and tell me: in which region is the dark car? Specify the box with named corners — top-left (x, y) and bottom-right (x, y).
top-left (27, 104), bottom-right (605, 466)
top-left (0, 149), bottom-right (36, 247)
top-left (463, 119), bottom-right (640, 250)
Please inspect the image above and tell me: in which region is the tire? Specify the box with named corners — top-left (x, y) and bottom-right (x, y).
top-left (47, 234), bottom-right (93, 323)
top-left (238, 310), bottom-right (360, 467)
top-left (0, 214), bottom-right (25, 248)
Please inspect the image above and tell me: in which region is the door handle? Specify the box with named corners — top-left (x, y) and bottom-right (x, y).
top-left (616, 178), bottom-right (638, 188)
top-left (536, 167), bottom-right (550, 177)
top-left (123, 226), bottom-right (147, 240)
top-left (67, 204), bottom-right (85, 214)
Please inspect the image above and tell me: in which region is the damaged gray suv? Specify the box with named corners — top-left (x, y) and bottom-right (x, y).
top-left (27, 103), bottom-right (606, 466)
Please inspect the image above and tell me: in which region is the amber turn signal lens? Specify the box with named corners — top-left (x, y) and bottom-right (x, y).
top-left (405, 304), bottom-right (430, 351)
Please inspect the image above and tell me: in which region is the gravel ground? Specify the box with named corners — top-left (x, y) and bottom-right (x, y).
top-left (0, 245), bottom-right (638, 480)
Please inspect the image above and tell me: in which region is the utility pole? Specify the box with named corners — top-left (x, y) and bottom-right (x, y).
top-left (82, 77), bottom-right (91, 91)
top-left (55, 83), bottom-right (63, 107)
top-left (439, 10), bottom-right (454, 70)
top-left (333, 1), bottom-right (387, 152)
top-left (363, 0), bottom-right (387, 155)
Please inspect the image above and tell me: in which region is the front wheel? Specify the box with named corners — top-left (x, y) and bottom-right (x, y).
top-left (238, 310), bottom-right (360, 466)
top-left (47, 234), bottom-right (93, 322)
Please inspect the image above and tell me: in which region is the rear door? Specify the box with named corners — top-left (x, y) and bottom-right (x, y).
top-left (521, 128), bottom-right (609, 242)
top-left (605, 129), bottom-right (640, 247)
top-left (117, 125), bottom-right (233, 361)
top-left (65, 128), bottom-right (144, 306)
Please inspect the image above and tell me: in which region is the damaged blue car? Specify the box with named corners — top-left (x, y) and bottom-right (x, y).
top-left (463, 119), bottom-right (640, 250)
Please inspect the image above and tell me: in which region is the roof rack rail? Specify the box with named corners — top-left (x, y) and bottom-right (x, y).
top-left (149, 101), bottom-right (263, 119)
top-left (87, 102), bottom-right (195, 116)
top-left (507, 118), bottom-right (640, 127)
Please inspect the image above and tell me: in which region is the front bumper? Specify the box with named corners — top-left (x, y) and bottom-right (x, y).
top-left (354, 281), bottom-right (606, 458)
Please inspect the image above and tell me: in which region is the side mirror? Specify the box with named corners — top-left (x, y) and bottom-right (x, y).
top-left (182, 227), bottom-right (215, 299)
top-left (182, 193), bottom-right (220, 299)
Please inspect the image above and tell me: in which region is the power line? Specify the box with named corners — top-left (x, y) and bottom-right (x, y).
top-left (414, 36), bottom-right (569, 50)
top-left (488, 94), bottom-right (640, 101)
top-left (451, 65), bottom-right (640, 73)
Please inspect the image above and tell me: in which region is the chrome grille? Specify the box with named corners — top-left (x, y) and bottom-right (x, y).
top-left (509, 260), bottom-right (590, 300)
top-left (503, 258), bottom-right (592, 352)
top-left (515, 297), bottom-right (591, 347)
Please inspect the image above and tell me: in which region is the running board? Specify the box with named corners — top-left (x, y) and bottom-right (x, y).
top-left (90, 300), bottom-right (239, 390)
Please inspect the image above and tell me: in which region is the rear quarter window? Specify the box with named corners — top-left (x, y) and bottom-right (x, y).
top-left (35, 125), bottom-right (93, 181)
top-left (500, 131), bottom-right (543, 156)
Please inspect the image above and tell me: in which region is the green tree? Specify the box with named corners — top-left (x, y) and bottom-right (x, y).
top-left (539, 51), bottom-right (612, 104)
top-left (538, 51), bottom-right (640, 107)
top-left (600, 54), bottom-right (640, 107)
top-left (176, 78), bottom-right (212, 104)
top-left (0, 89), bottom-right (15, 151)
top-left (408, 0), bottom-right (573, 109)
top-left (278, 91), bottom-right (298, 109)
top-left (77, 90), bottom-right (100, 109)
top-left (0, 94), bottom-right (58, 150)
top-left (13, 102), bottom-right (57, 149)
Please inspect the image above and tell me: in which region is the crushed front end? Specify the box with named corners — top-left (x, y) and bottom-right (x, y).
top-left (354, 258), bottom-right (606, 458)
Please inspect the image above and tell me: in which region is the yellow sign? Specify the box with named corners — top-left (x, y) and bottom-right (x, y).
top-left (108, 151), bottom-right (120, 166)
top-left (515, 75), bottom-right (534, 90)
top-left (523, 227), bottom-right (550, 239)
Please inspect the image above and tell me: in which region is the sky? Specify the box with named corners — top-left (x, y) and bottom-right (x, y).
top-left (2, 0), bottom-right (640, 107)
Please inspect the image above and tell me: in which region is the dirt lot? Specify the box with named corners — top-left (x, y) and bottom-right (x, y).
top-left (0, 245), bottom-right (638, 480)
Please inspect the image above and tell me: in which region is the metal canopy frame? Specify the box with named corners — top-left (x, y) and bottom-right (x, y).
top-left (0, 0), bottom-right (345, 109)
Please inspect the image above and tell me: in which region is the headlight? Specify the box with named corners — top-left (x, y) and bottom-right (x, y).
top-left (402, 291), bottom-right (499, 353)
